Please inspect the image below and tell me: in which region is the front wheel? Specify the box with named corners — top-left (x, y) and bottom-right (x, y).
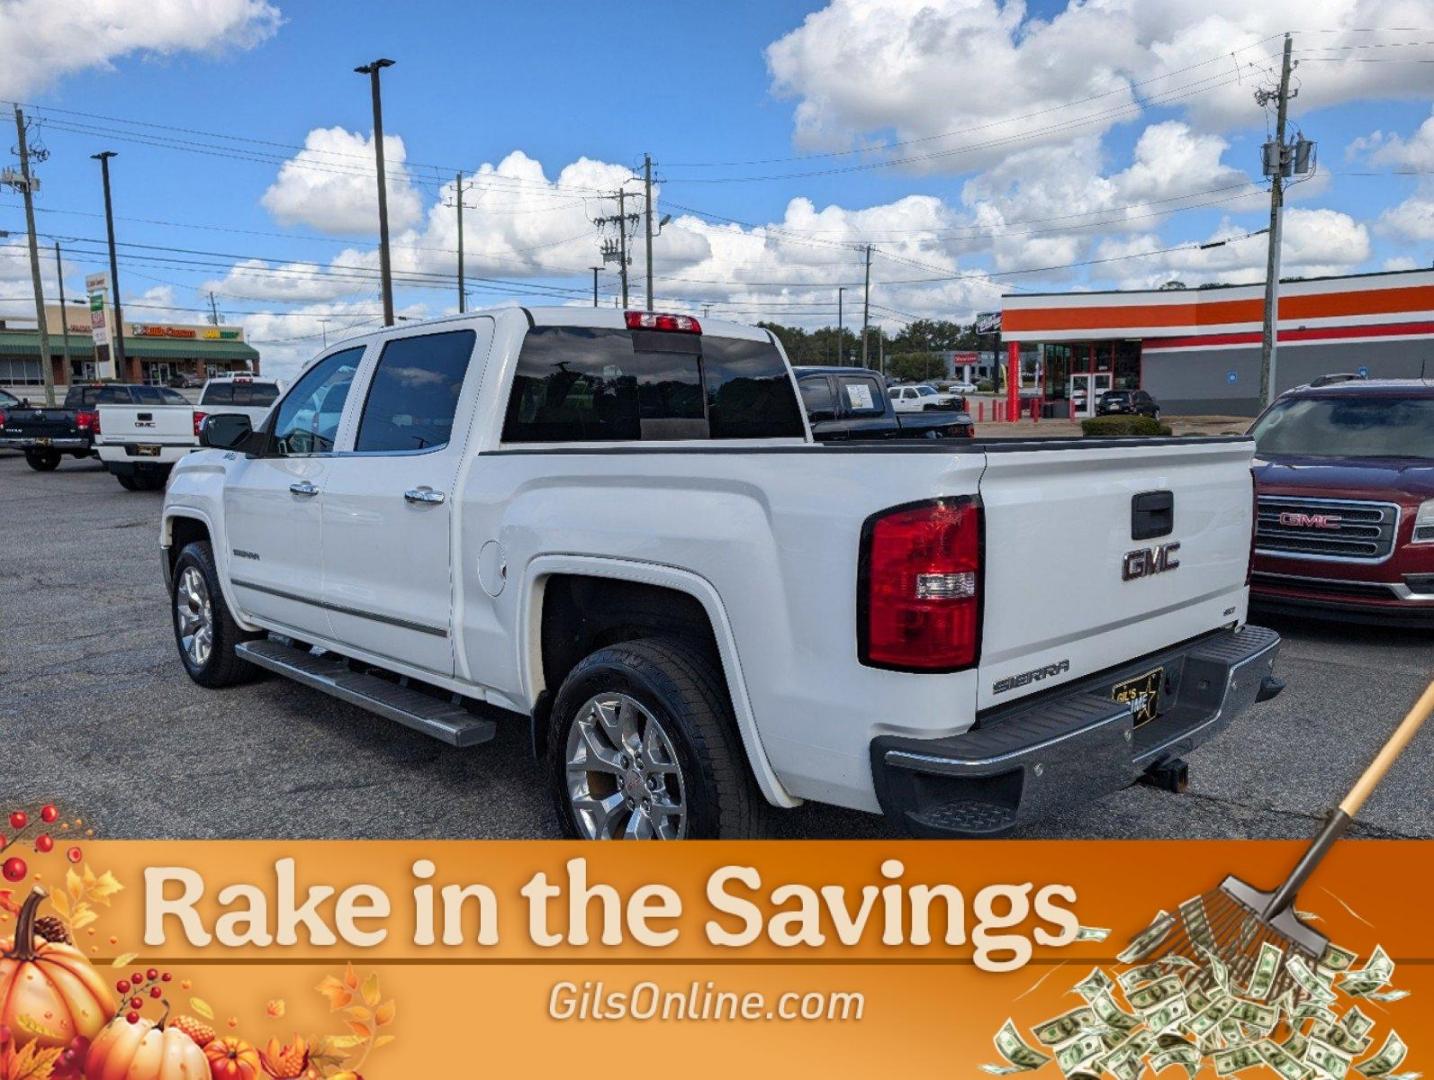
top-left (24, 450), bottom-right (60, 471)
top-left (170, 541), bottom-right (260, 688)
top-left (547, 637), bottom-right (766, 839)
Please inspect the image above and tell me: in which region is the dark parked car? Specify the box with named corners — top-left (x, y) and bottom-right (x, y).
top-left (793, 366), bottom-right (973, 440)
top-left (1096, 388), bottom-right (1161, 419)
top-left (0, 382), bottom-right (188, 471)
top-left (1249, 378), bottom-right (1434, 627)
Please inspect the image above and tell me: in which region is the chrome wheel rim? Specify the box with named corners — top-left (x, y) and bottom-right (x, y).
top-left (175, 566), bottom-right (214, 668)
top-left (565, 692), bottom-right (687, 839)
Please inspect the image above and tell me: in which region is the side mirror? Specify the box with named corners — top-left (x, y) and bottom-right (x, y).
top-left (199, 412), bottom-right (254, 451)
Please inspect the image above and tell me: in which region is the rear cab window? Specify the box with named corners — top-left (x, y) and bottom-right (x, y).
top-left (501, 326), bottom-right (805, 443)
top-left (837, 375), bottom-right (883, 415)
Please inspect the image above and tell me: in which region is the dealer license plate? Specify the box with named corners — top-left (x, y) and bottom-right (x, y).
top-left (1112, 667), bottom-right (1163, 727)
top-left (136, 444), bottom-right (161, 457)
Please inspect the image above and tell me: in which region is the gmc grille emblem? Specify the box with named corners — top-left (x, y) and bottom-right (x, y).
top-left (1123, 542), bottom-right (1181, 581)
top-left (1277, 511), bottom-right (1342, 529)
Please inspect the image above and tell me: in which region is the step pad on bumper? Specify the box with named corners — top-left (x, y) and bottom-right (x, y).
top-left (236, 638), bottom-right (496, 747)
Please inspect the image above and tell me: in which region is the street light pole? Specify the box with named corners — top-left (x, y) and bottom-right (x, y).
top-left (455, 171), bottom-right (466, 314)
top-left (355, 58), bottom-right (396, 326)
top-left (54, 242), bottom-right (72, 382)
top-left (12, 107), bottom-right (54, 404)
top-left (836, 287), bottom-right (845, 365)
top-left (589, 266), bottom-right (601, 307)
top-left (91, 151), bottom-right (127, 382)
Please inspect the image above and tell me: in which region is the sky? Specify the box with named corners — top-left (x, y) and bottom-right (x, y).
top-left (1, 0), bottom-right (1432, 377)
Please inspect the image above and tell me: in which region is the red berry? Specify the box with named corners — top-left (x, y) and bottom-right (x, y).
top-left (116, 980), bottom-right (130, 994)
top-left (129, 997), bottom-right (143, 1010)
top-left (0, 834), bottom-right (7, 848)
top-left (146, 968), bottom-right (159, 981)
top-left (161, 972), bottom-right (172, 982)
top-left (150, 986), bottom-right (162, 999)
top-left (9, 811), bottom-right (26, 831)
top-left (40, 805), bottom-right (58, 824)
top-left (125, 1012), bottom-right (139, 1025)
top-left (1, 857), bottom-right (26, 883)
top-left (131, 972), bottom-right (143, 986)
top-left (66, 846), bottom-right (82, 864)
top-left (35, 834), bottom-right (53, 853)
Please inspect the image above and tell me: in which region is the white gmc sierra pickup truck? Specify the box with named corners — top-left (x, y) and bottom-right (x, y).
top-left (160, 307), bottom-right (1284, 839)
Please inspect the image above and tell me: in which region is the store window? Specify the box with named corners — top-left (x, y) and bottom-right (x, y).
top-left (1114, 341), bottom-right (1141, 390)
top-left (0, 357), bottom-right (44, 385)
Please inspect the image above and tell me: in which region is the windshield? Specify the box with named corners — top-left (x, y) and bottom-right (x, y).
top-left (915, 385), bottom-right (938, 396)
top-left (1251, 395), bottom-right (1434, 459)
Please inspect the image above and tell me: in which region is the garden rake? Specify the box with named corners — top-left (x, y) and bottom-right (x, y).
top-left (1137, 679), bottom-right (1434, 1002)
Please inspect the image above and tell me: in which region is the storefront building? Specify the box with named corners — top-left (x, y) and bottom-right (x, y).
top-left (0, 304), bottom-right (259, 399)
top-left (998, 267), bottom-right (1434, 417)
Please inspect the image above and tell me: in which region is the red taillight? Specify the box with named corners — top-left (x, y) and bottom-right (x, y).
top-left (75, 409), bottom-right (98, 432)
top-left (859, 497), bottom-right (983, 672)
top-left (0, 410), bottom-right (7, 428)
top-left (625, 310), bottom-right (701, 334)
top-left (192, 411), bottom-right (207, 437)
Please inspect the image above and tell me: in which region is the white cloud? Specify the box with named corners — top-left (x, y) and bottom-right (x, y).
top-left (765, 0), bottom-right (1434, 168)
top-left (261, 127), bottom-right (424, 235)
top-left (1355, 106), bottom-right (1434, 244)
top-left (237, 299), bottom-right (427, 381)
top-left (202, 257), bottom-right (362, 303)
top-left (0, 0), bottom-right (280, 98)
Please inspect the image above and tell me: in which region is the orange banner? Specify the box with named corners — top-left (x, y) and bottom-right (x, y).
top-left (0, 840), bottom-right (1427, 1078)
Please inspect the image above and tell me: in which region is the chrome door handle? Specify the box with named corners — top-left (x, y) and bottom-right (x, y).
top-left (289, 481), bottom-right (319, 497)
top-left (404, 487), bottom-right (446, 505)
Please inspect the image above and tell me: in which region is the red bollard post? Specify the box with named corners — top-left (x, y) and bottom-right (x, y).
top-left (977, 401), bottom-right (985, 422)
top-left (1031, 398), bottom-right (1040, 423)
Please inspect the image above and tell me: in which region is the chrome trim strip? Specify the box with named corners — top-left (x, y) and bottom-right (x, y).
top-left (1254, 569), bottom-right (1432, 603)
top-left (230, 578), bottom-right (449, 637)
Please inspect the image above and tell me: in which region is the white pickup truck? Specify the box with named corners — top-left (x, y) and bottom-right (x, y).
top-left (160, 308), bottom-right (1284, 839)
top-left (97, 376), bottom-right (282, 490)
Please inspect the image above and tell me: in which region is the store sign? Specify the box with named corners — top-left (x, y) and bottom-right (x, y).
top-left (974, 311), bottom-right (1001, 335)
top-left (132, 324), bottom-right (198, 339)
top-left (85, 273), bottom-right (109, 348)
top-left (952, 351), bottom-right (980, 366)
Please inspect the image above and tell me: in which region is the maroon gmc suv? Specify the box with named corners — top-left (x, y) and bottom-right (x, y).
top-left (1249, 378), bottom-right (1434, 626)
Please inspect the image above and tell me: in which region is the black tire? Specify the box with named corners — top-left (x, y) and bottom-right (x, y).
top-left (115, 473), bottom-right (141, 491)
top-left (547, 637), bottom-right (766, 839)
top-left (170, 540), bottom-right (261, 688)
top-left (24, 450), bottom-right (60, 471)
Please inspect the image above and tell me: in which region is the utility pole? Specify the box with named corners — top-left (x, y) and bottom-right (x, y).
top-left (589, 266), bottom-right (601, 307)
top-left (860, 244), bottom-right (872, 368)
top-left (92, 151), bottom-right (127, 382)
top-left (10, 108), bottom-right (55, 404)
top-left (208, 291), bottom-right (221, 325)
top-left (836, 287), bottom-right (845, 364)
top-left (643, 153), bottom-right (655, 311)
top-left (1258, 33), bottom-right (1294, 407)
top-left (594, 189), bottom-right (637, 308)
top-left (455, 172), bottom-right (466, 314)
top-left (355, 58), bottom-right (396, 326)
top-left (54, 242), bottom-right (71, 386)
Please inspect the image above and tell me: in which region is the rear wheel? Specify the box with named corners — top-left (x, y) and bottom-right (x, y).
top-left (115, 473), bottom-right (141, 491)
top-left (547, 637), bottom-right (766, 839)
top-left (170, 541), bottom-right (260, 688)
top-left (24, 450), bottom-right (60, 471)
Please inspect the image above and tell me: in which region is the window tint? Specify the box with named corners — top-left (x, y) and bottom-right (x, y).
top-left (799, 375), bottom-right (836, 414)
top-left (132, 385), bottom-right (166, 404)
top-left (238, 383), bottom-right (280, 407)
top-left (837, 375), bottom-right (882, 414)
top-left (355, 330), bottom-right (476, 452)
top-left (269, 346), bottom-right (364, 455)
top-left (96, 386), bottom-right (131, 404)
top-left (201, 383), bottom-right (234, 404)
top-left (158, 387), bottom-right (189, 405)
top-left (702, 336), bottom-right (805, 439)
top-left (502, 327), bottom-right (803, 443)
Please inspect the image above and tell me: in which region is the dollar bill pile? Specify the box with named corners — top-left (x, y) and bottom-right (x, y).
top-left (983, 908), bottom-right (1416, 1079)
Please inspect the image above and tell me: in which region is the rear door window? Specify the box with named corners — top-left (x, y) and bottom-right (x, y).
top-left (838, 375), bottom-right (883, 414)
top-left (502, 327), bottom-right (803, 442)
top-left (799, 375), bottom-right (836, 415)
top-left (201, 383), bottom-right (234, 405)
top-left (354, 330), bottom-right (477, 453)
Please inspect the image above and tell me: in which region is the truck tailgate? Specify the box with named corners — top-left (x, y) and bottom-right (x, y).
top-left (96, 405), bottom-right (195, 445)
top-left (976, 438), bottom-right (1255, 711)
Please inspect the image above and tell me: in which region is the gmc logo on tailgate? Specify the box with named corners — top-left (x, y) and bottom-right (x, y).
top-left (1278, 511), bottom-right (1342, 529)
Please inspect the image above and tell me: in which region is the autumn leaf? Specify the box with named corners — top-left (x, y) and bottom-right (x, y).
top-left (316, 975), bottom-right (353, 1011)
top-left (344, 1021), bottom-right (372, 1040)
top-left (373, 1034), bottom-right (396, 1049)
top-left (71, 908), bottom-right (98, 931)
top-left (190, 997), bottom-right (215, 1021)
top-left (360, 972), bottom-right (381, 1008)
top-left (342, 1006), bottom-right (371, 1025)
top-left (87, 870), bottom-right (124, 905)
top-left (47, 891), bottom-right (69, 920)
top-left (0, 890), bottom-right (19, 917)
top-left (342, 963), bottom-right (359, 990)
top-left (65, 869), bottom-right (83, 904)
top-left (111, 952), bottom-right (138, 968)
top-left (321, 1035), bottom-right (365, 1053)
top-left (266, 999), bottom-right (286, 1019)
top-left (374, 1000), bottom-right (395, 1027)
top-left (3, 1041), bottom-right (64, 1080)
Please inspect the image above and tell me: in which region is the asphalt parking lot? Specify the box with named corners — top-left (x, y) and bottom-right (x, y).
top-left (2, 453), bottom-right (1430, 841)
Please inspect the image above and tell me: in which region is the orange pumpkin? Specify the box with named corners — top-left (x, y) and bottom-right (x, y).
top-left (204, 1036), bottom-right (263, 1080)
top-left (85, 1014), bottom-right (209, 1080)
top-left (0, 887), bottom-right (115, 1051)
